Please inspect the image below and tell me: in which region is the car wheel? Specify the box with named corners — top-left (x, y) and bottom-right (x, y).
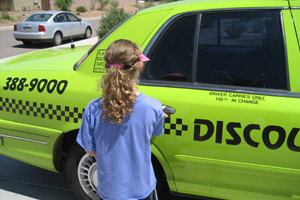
top-left (66, 143), bottom-right (98, 200)
top-left (53, 32), bottom-right (62, 46)
top-left (65, 143), bottom-right (166, 199)
top-left (22, 41), bottom-right (33, 45)
top-left (84, 27), bottom-right (92, 39)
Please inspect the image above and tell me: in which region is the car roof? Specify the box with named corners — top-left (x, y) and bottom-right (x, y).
top-left (139, 0), bottom-right (291, 15)
top-left (30, 10), bottom-right (68, 15)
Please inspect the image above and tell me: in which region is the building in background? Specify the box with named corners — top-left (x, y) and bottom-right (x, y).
top-left (0, 0), bottom-right (52, 11)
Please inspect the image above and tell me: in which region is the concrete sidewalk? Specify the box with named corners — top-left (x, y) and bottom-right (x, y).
top-left (0, 36), bottom-right (98, 63)
top-left (60, 36), bottom-right (98, 48)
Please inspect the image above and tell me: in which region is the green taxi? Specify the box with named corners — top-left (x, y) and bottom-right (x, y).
top-left (1, 0), bottom-right (300, 199)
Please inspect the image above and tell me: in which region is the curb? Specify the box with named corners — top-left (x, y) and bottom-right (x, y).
top-left (59, 36), bottom-right (98, 48)
top-left (0, 189), bottom-right (38, 200)
top-left (82, 17), bottom-right (101, 21)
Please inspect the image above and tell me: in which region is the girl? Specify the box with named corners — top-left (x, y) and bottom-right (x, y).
top-left (76, 39), bottom-right (166, 200)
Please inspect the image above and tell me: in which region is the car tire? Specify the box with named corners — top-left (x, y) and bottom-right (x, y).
top-left (53, 32), bottom-right (62, 46)
top-left (65, 143), bottom-right (166, 199)
top-left (84, 27), bottom-right (92, 39)
top-left (65, 143), bottom-right (98, 200)
top-left (22, 41), bottom-right (33, 46)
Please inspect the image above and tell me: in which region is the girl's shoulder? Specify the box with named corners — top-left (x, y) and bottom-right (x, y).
top-left (137, 93), bottom-right (162, 108)
top-left (87, 98), bottom-right (102, 106)
top-left (85, 98), bottom-right (103, 113)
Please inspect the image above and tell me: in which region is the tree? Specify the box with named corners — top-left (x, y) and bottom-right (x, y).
top-left (54, 0), bottom-right (73, 11)
top-left (96, 7), bottom-right (131, 38)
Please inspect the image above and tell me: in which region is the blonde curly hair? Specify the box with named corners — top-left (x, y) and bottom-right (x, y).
top-left (100, 39), bottom-right (142, 124)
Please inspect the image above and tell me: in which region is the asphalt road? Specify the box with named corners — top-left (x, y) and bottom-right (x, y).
top-left (0, 18), bottom-right (99, 59)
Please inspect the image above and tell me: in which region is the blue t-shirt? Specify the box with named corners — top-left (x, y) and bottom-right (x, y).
top-left (76, 93), bottom-right (164, 200)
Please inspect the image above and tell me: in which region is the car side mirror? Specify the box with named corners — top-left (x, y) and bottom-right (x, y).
top-left (78, 18), bottom-right (82, 22)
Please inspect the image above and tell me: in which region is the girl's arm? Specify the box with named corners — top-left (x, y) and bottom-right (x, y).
top-left (85, 150), bottom-right (96, 157)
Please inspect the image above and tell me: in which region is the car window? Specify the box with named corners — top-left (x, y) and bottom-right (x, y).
top-left (53, 15), bottom-right (59, 22)
top-left (55, 14), bottom-right (67, 22)
top-left (67, 13), bottom-right (79, 22)
top-left (143, 11), bottom-right (287, 90)
top-left (197, 11), bottom-right (287, 90)
top-left (25, 14), bottom-right (52, 22)
top-left (142, 15), bottom-right (197, 82)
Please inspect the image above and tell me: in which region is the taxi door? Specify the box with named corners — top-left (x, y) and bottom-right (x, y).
top-left (140, 10), bottom-right (300, 199)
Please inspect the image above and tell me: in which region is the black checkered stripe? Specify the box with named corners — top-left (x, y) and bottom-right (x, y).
top-left (164, 117), bottom-right (188, 136)
top-left (0, 97), bottom-right (84, 123)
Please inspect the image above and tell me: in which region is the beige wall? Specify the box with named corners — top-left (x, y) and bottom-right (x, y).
top-left (8, 0), bottom-right (136, 11)
top-left (12, 0), bottom-right (42, 11)
top-left (50, 0), bottom-right (136, 11)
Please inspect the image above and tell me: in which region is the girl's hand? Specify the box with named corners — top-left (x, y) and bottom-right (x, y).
top-left (162, 106), bottom-right (169, 118)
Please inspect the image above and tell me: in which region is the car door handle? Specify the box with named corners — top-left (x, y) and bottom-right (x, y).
top-left (163, 105), bottom-right (176, 115)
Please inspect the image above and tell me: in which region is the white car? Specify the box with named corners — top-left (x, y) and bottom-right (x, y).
top-left (13, 10), bottom-right (93, 46)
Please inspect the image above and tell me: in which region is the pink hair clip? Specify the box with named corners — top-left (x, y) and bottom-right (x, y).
top-left (107, 54), bottom-right (150, 68)
top-left (139, 54), bottom-right (150, 62)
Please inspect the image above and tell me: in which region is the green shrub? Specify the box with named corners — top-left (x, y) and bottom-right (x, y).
top-left (76, 6), bottom-right (87, 12)
top-left (110, 0), bottom-right (119, 8)
top-left (96, 7), bottom-right (131, 38)
top-left (97, 0), bottom-right (110, 11)
top-left (0, 13), bottom-right (11, 20)
top-left (0, 1), bottom-right (11, 20)
top-left (54, 0), bottom-right (73, 11)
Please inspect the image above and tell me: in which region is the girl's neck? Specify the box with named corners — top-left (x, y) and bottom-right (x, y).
top-left (133, 87), bottom-right (140, 96)
top-left (133, 83), bottom-right (140, 96)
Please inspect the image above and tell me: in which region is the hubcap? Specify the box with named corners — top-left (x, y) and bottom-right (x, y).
top-left (86, 29), bottom-right (91, 38)
top-left (55, 34), bottom-right (61, 44)
top-left (78, 154), bottom-right (98, 199)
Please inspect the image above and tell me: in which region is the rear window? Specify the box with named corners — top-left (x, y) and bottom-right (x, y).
top-left (25, 14), bottom-right (52, 22)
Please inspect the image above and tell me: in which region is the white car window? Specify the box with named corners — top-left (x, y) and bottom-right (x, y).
top-left (67, 14), bottom-right (79, 22)
top-left (56, 14), bottom-right (67, 22)
top-left (26, 14), bottom-right (52, 22)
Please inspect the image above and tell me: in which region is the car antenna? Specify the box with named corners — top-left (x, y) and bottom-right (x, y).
top-left (65, 0), bottom-right (75, 49)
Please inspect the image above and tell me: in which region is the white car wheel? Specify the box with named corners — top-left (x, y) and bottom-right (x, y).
top-left (84, 27), bottom-right (92, 39)
top-left (66, 143), bottom-right (98, 200)
top-left (53, 32), bottom-right (62, 46)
